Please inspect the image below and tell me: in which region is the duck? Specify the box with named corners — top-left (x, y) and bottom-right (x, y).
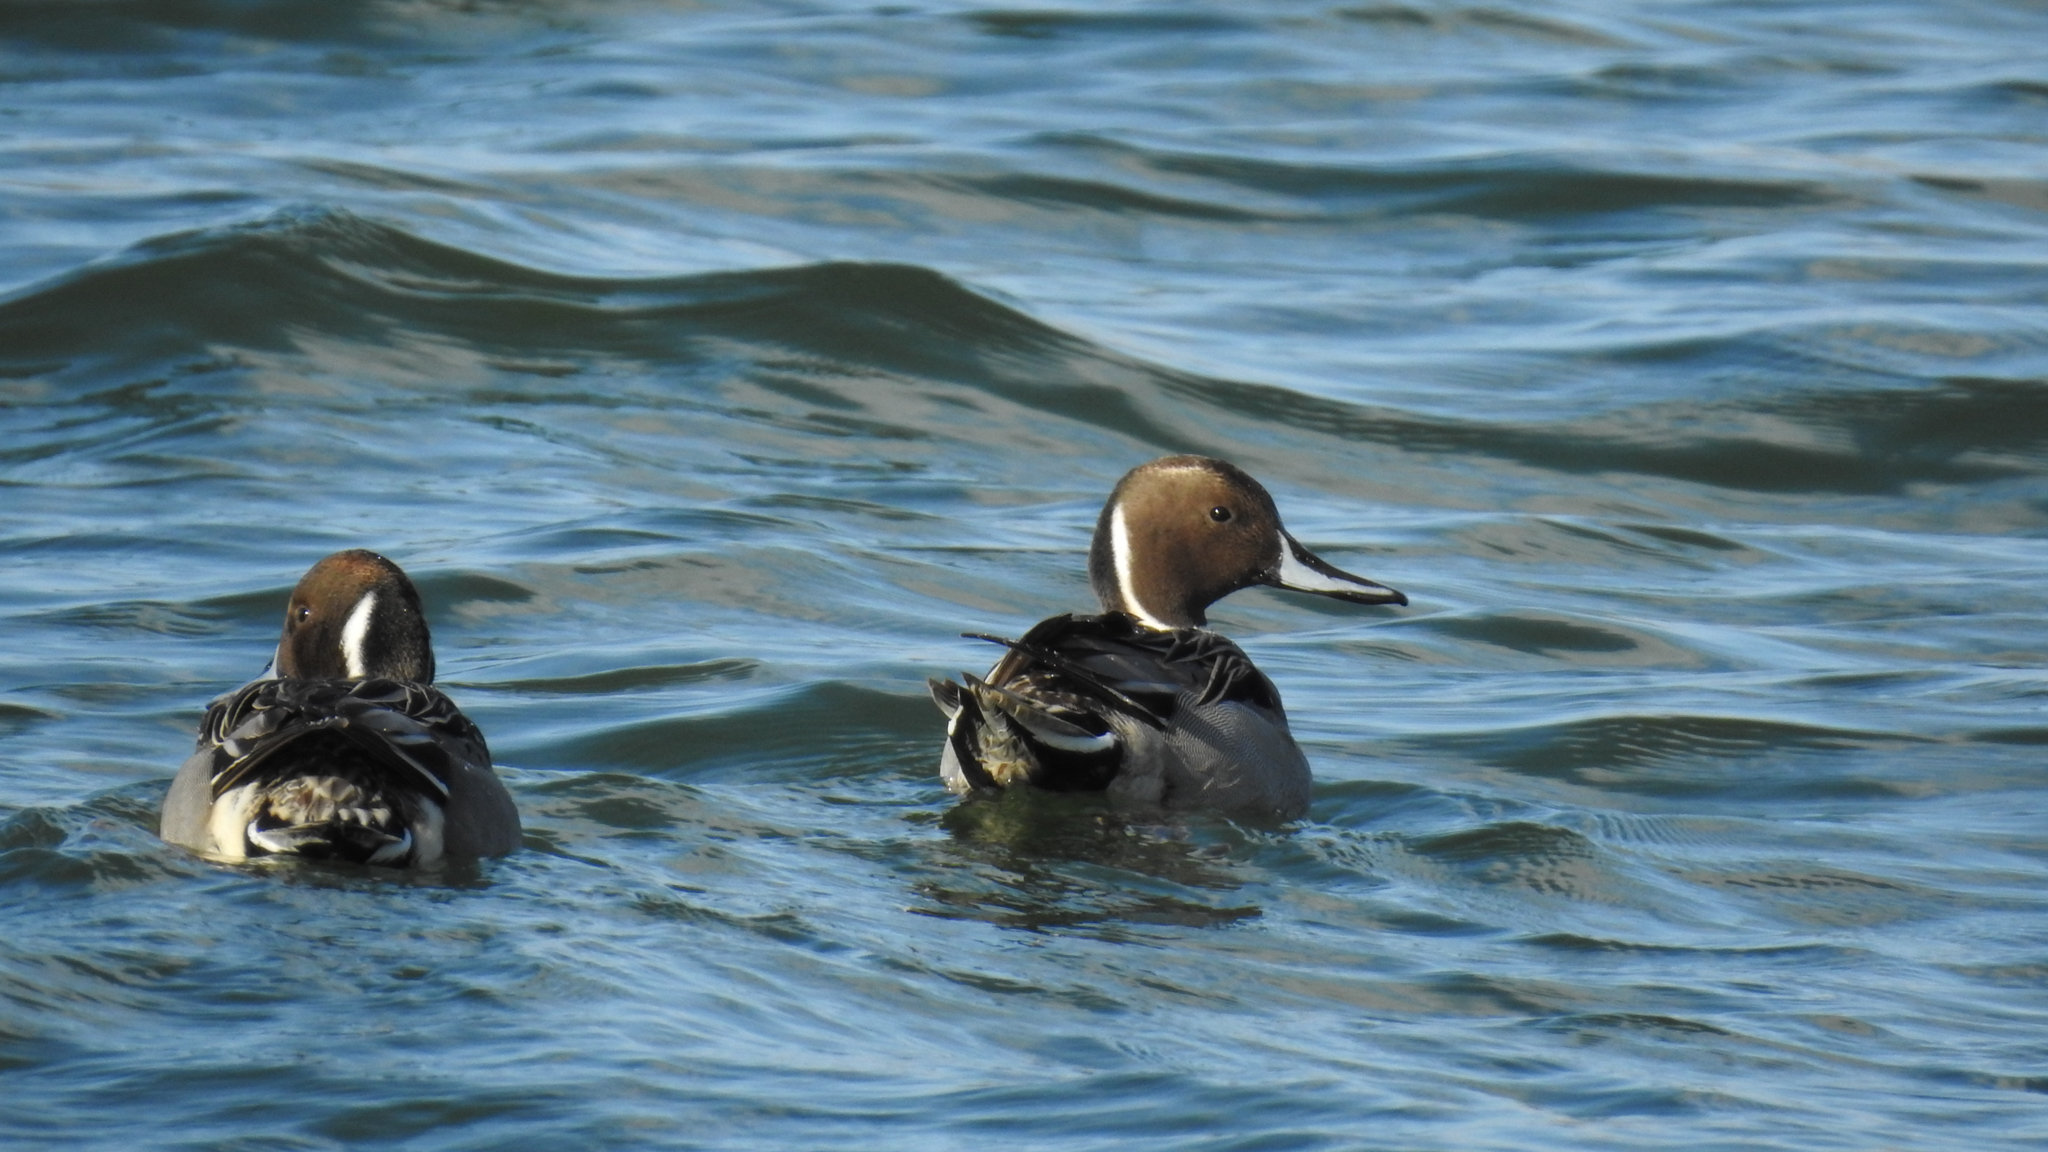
top-left (927, 455), bottom-right (1407, 821)
top-left (159, 549), bottom-right (521, 866)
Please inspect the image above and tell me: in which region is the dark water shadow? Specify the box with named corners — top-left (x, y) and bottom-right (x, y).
top-left (5, 208), bottom-right (2044, 501)
top-left (0, 0), bottom-right (592, 54)
top-left (1408, 713), bottom-right (1928, 798)
top-left (0, 783), bottom-right (185, 893)
top-left (508, 680), bottom-right (934, 779)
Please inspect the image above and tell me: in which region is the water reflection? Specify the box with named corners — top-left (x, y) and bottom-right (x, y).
top-left (918, 792), bottom-right (1260, 932)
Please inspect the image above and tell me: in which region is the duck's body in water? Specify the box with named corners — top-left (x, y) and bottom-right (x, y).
top-left (929, 456), bottom-right (1408, 822)
top-left (160, 549), bottom-right (521, 866)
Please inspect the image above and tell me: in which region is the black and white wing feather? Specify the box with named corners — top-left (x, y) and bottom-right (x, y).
top-left (928, 612), bottom-right (1288, 795)
top-left (196, 677), bottom-right (484, 803)
top-left (162, 677), bottom-right (519, 864)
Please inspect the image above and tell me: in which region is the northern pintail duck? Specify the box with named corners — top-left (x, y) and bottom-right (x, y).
top-left (928, 456), bottom-right (1407, 820)
top-left (160, 550), bottom-right (521, 866)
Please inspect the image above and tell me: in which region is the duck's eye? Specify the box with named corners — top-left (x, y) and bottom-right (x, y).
top-left (1209, 506), bottom-right (1233, 523)
top-left (296, 605), bottom-right (312, 623)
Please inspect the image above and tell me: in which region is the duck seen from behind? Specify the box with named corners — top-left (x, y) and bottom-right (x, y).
top-left (160, 550), bottom-right (521, 866)
top-left (928, 456), bottom-right (1407, 821)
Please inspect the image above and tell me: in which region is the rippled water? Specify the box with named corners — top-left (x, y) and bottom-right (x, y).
top-left (5, 1), bottom-right (2048, 1147)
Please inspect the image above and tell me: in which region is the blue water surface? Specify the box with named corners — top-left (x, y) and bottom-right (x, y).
top-left (3, 2), bottom-right (2047, 1148)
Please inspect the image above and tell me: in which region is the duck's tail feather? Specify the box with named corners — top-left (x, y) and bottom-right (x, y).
top-left (204, 702), bottom-right (451, 867)
top-left (927, 676), bottom-right (964, 720)
top-left (961, 673), bottom-right (1116, 753)
top-left (930, 677), bottom-right (1000, 791)
top-left (246, 810), bottom-right (413, 866)
top-left (209, 736), bottom-right (444, 866)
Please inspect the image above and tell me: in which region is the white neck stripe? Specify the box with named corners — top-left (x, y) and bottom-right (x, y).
top-left (1110, 503), bottom-right (1172, 630)
top-left (340, 591), bottom-right (377, 679)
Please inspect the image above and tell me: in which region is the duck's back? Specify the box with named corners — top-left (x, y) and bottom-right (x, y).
top-left (936, 613), bottom-right (1312, 820)
top-left (162, 677), bottom-right (520, 863)
top-left (1130, 680), bottom-right (1311, 818)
